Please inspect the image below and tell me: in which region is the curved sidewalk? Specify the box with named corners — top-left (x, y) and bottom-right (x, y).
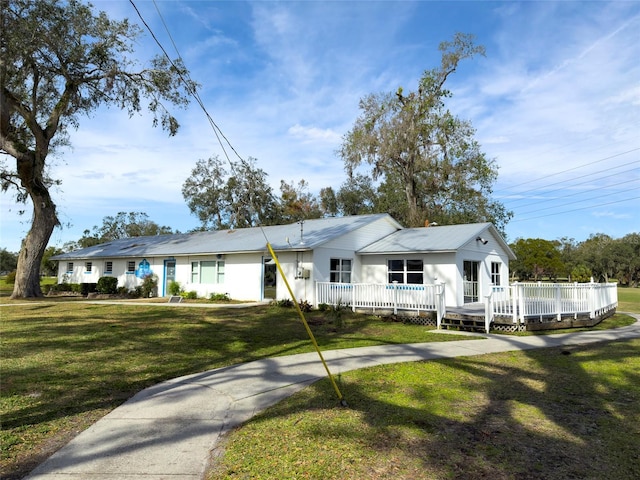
top-left (27, 315), bottom-right (640, 480)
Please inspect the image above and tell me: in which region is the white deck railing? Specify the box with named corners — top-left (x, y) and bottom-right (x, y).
top-left (486, 282), bottom-right (618, 324)
top-left (315, 282), bottom-right (446, 324)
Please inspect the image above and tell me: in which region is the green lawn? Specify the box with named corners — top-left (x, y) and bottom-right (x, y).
top-left (1, 284), bottom-right (638, 479)
top-left (0, 302), bottom-right (471, 479)
top-left (207, 289), bottom-right (640, 480)
top-left (209, 339), bottom-right (640, 480)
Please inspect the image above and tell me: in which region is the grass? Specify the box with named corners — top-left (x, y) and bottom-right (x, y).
top-left (206, 289), bottom-right (640, 480)
top-left (0, 302), bottom-right (471, 479)
top-left (2, 282), bottom-right (638, 479)
top-left (209, 339), bottom-right (640, 480)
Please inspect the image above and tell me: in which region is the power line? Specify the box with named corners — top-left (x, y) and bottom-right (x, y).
top-left (510, 195), bottom-right (640, 223)
top-left (496, 147), bottom-right (640, 194)
top-left (505, 166), bottom-right (640, 210)
top-left (128, 0), bottom-right (246, 169)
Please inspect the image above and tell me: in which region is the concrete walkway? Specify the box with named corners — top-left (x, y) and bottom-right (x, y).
top-left (26, 315), bottom-right (640, 480)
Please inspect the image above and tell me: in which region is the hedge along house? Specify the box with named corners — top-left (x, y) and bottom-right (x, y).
top-left (51, 213), bottom-right (515, 308)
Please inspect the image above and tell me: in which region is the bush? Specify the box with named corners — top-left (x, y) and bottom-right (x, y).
top-left (97, 276), bottom-right (118, 294)
top-left (131, 286), bottom-right (143, 298)
top-left (181, 290), bottom-right (198, 300)
top-left (80, 283), bottom-right (97, 296)
top-left (209, 292), bottom-right (230, 302)
top-left (274, 298), bottom-right (293, 308)
top-left (168, 280), bottom-right (182, 296)
top-left (141, 275), bottom-right (158, 298)
top-left (5, 270), bottom-right (16, 284)
top-left (298, 300), bottom-right (312, 312)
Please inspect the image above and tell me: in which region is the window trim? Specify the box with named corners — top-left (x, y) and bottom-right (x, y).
top-left (387, 258), bottom-right (424, 285)
top-left (126, 261), bottom-right (136, 274)
top-left (491, 262), bottom-right (501, 286)
top-left (329, 258), bottom-right (352, 283)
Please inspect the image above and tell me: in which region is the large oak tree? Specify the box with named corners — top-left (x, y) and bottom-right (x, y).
top-left (1, 0), bottom-right (194, 297)
top-left (339, 33), bottom-right (511, 231)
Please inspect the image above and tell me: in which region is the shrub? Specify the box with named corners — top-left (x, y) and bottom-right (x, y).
top-left (141, 275), bottom-right (158, 298)
top-left (274, 298), bottom-right (293, 308)
top-left (317, 303), bottom-right (329, 312)
top-left (298, 300), bottom-right (312, 312)
top-left (209, 292), bottom-right (230, 302)
top-left (328, 300), bottom-right (346, 329)
top-left (181, 290), bottom-right (198, 300)
top-left (168, 280), bottom-right (182, 296)
top-left (5, 270), bottom-right (16, 284)
top-left (97, 276), bottom-right (118, 294)
top-left (80, 283), bottom-right (97, 296)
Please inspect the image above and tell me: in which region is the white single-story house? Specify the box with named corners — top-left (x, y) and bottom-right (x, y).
top-left (52, 213), bottom-right (516, 308)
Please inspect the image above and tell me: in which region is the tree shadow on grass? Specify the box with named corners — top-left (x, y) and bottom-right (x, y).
top-left (227, 339), bottom-right (640, 480)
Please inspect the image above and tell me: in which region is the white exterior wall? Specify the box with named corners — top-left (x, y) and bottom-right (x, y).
top-left (271, 250), bottom-right (316, 304)
top-left (456, 234), bottom-right (511, 306)
top-left (57, 257), bottom-right (161, 291)
top-left (360, 252), bottom-right (459, 306)
top-left (180, 253), bottom-right (265, 301)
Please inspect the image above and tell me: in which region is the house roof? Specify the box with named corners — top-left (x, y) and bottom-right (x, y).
top-left (51, 214), bottom-right (403, 260)
top-left (358, 222), bottom-right (516, 260)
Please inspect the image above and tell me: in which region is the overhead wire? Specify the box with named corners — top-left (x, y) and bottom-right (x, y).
top-left (128, 0), bottom-right (246, 168)
top-left (131, 0), bottom-right (638, 230)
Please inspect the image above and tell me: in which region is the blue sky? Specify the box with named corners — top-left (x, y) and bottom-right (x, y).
top-left (1, 0), bottom-right (639, 253)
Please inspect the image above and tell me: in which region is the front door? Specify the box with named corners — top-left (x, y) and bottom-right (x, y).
top-left (164, 259), bottom-right (176, 296)
top-left (463, 260), bottom-right (479, 303)
top-left (263, 257), bottom-right (277, 300)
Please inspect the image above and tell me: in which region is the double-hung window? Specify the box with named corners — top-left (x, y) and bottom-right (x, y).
top-left (66, 262), bottom-right (73, 274)
top-left (330, 258), bottom-right (352, 283)
top-left (491, 262), bottom-right (501, 285)
top-left (85, 262), bottom-right (92, 273)
top-left (127, 261), bottom-right (135, 274)
top-left (200, 260), bottom-right (225, 284)
top-left (104, 261), bottom-right (113, 274)
top-left (191, 262), bottom-right (199, 283)
top-left (387, 259), bottom-right (424, 284)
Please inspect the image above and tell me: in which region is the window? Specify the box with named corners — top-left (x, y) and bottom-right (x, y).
top-left (127, 261), bottom-right (135, 273)
top-left (200, 260), bottom-right (224, 284)
top-left (85, 262), bottom-right (92, 273)
top-left (387, 259), bottom-right (424, 284)
top-left (66, 262), bottom-right (73, 273)
top-left (104, 261), bottom-right (113, 274)
top-left (191, 262), bottom-right (199, 283)
top-left (491, 262), bottom-right (501, 285)
top-left (330, 258), bottom-right (352, 283)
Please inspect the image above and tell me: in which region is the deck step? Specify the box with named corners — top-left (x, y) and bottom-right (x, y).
top-left (441, 313), bottom-right (487, 332)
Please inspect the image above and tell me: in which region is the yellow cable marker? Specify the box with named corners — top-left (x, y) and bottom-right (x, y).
top-left (266, 242), bottom-right (347, 406)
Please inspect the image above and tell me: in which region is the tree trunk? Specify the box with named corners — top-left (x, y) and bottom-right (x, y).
top-left (11, 191), bottom-right (58, 298)
top-left (10, 150), bottom-right (60, 299)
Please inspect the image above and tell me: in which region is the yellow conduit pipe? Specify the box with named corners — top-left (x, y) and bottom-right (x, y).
top-left (266, 242), bottom-right (346, 406)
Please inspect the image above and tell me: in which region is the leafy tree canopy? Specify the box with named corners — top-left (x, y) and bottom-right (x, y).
top-left (1, 0), bottom-right (195, 298)
top-left (338, 32), bottom-right (511, 233)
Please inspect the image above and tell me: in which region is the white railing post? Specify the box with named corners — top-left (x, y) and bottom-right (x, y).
top-left (436, 281), bottom-right (445, 329)
top-left (392, 281), bottom-right (398, 315)
top-left (484, 291), bottom-right (493, 333)
top-left (511, 282), bottom-right (519, 324)
top-left (589, 281), bottom-right (595, 319)
top-left (555, 284), bottom-right (562, 321)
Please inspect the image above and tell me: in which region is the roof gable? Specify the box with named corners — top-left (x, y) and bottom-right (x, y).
top-left (358, 223), bottom-right (516, 259)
